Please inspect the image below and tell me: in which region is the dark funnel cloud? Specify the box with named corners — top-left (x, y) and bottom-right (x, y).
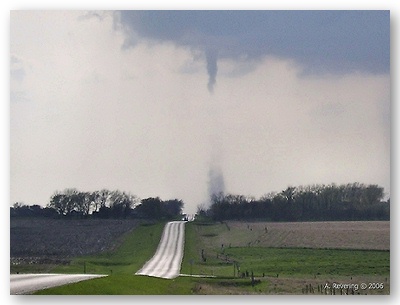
top-left (206, 49), bottom-right (218, 93)
top-left (118, 10), bottom-right (389, 92)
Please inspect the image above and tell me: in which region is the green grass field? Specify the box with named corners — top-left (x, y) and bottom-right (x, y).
top-left (32, 220), bottom-right (390, 295)
top-left (52, 221), bottom-right (166, 275)
top-left (34, 274), bottom-right (194, 295)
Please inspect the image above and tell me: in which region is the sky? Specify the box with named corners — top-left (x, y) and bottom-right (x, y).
top-left (9, 8), bottom-right (391, 215)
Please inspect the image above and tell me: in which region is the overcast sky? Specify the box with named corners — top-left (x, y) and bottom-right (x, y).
top-left (10, 10), bottom-right (390, 214)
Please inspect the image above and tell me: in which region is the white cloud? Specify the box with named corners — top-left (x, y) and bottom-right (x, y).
top-left (213, 58), bottom-right (390, 198)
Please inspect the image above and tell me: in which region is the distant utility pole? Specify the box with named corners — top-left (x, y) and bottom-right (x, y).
top-left (190, 259), bottom-right (194, 276)
top-left (233, 262), bottom-right (240, 278)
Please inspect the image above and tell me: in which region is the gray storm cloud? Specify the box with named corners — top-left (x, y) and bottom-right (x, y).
top-left (118, 10), bottom-right (390, 93)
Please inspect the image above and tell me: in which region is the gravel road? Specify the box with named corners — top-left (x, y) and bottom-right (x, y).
top-left (135, 221), bottom-right (186, 279)
top-left (10, 273), bottom-right (107, 294)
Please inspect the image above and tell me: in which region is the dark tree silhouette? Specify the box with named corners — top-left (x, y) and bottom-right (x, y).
top-left (204, 183), bottom-right (389, 221)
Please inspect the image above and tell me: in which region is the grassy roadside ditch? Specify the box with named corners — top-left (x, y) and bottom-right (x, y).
top-left (51, 221), bottom-right (166, 275)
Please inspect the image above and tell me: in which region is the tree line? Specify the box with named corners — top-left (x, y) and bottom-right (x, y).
top-left (199, 183), bottom-right (389, 221)
top-left (11, 188), bottom-right (184, 220)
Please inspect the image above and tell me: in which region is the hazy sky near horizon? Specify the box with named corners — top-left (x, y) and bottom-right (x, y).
top-left (10, 10), bottom-right (390, 214)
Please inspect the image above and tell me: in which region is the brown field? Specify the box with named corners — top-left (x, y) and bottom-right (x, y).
top-left (10, 218), bottom-right (142, 259)
top-left (214, 221), bottom-right (389, 250)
